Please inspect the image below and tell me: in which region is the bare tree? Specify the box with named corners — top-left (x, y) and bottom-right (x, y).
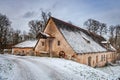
top-left (28, 10), bottom-right (51, 39)
top-left (115, 25), bottom-right (120, 48)
top-left (28, 20), bottom-right (44, 39)
top-left (0, 13), bottom-right (11, 53)
top-left (7, 28), bottom-right (14, 44)
top-left (109, 25), bottom-right (116, 38)
top-left (84, 19), bottom-right (100, 33)
top-left (109, 25), bottom-right (120, 49)
top-left (41, 10), bottom-right (51, 25)
top-left (109, 25), bottom-right (116, 47)
top-left (22, 31), bottom-right (30, 41)
top-left (12, 30), bottom-right (21, 44)
top-left (84, 19), bottom-right (107, 36)
top-left (99, 23), bottom-right (107, 35)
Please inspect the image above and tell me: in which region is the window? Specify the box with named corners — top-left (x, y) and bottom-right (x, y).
top-left (101, 55), bottom-right (106, 61)
top-left (106, 55), bottom-right (108, 60)
top-left (96, 56), bottom-right (98, 63)
top-left (104, 55), bottom-right (106, 61)
top-left (22, 50), bottom-right (24, 53)
top-left (110, 54), bottom-right (111, 58)
top-left (88, 56), bottom-right (92, 66)
top-left (101, 55), bottom-right (103, 61)
top-left (93, 61), bottom-right (94, 65)
top-left (58, 41), bottom-right (60, 46)
top-left (42, 42), bottom-right (44, 46)
top-left (111, 54), bottom-right (112, 58)
top-left (112, 54), bottom-right (114, 58)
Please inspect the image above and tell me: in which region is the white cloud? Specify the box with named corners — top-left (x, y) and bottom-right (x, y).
top-left (0, 0), bottom-right (120, 32)
top-left (23, 11), bottom-right (36, 18)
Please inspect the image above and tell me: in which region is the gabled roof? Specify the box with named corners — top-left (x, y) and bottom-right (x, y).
top-left (50, 17), bottom-right (115, 53)
top-left (13, 40), bottom-right (37, 48)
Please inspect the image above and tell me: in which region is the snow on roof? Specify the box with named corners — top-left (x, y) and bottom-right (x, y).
top-left (13, 40), bottom-right (37, 48)
top-left (60, 29), bottom-right (107, 53)
top-left (36, 32), bottom-right (51, 39)
top-left (101, 41), bottom-right (110, 44)
top-left (101, 41), bottom-right (116, 51)
top-left (109, 44), bottom-right (116, 51)
top-left (51, 17), bottom-right (107, 53)
top-left (40, 32), bottom-right (50, 37)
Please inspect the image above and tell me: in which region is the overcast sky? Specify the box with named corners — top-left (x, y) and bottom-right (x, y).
top-left (0, 0), bottom-right (120, 32)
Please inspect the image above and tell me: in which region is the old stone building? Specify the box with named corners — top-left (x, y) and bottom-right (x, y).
top-left (35, 17), bottom-right (116, 67)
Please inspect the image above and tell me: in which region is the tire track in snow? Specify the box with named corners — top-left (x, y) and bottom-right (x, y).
top-left (1, 55), bottom-right (52, 80)
top-left (0, 55), bottom-right (36, 80)
top-left (17, 56), bottom-right (69, 80)
top-left (12, 59), bottom-right (37, 80)
top-left (1, 55), bottom-right (80, 80)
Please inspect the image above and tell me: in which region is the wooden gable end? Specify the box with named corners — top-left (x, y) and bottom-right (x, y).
top-left (35, 18), bottom-right (76, 58)
top-left (44, 18), bottom-right (76, 57)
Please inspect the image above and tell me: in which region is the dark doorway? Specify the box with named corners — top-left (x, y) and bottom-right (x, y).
top-left (88, 56), bottom-right (92, 66)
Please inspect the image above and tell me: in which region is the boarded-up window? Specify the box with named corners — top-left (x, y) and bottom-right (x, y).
top-left (58, 41), bottom-right (60, 46)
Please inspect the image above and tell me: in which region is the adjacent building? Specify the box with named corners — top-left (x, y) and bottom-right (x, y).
top-left (12, 40), bottom-right (37, 56)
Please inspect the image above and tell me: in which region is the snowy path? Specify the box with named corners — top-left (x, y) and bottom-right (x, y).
top-left (0, 55), bottom-right (67, 80)
top-left (0, 54), bottom-right (117, 80)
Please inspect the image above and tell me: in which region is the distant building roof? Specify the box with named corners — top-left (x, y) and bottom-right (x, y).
top-left (50, 17), bottom-right (115, 53)
top-left (13, 40), bottom-right (37, 48)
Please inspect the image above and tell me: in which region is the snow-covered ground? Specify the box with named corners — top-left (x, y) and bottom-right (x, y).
top-left (97, 65), bottom-right (120, 79)
top-left (0, 54), bottom-right (118, 80)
